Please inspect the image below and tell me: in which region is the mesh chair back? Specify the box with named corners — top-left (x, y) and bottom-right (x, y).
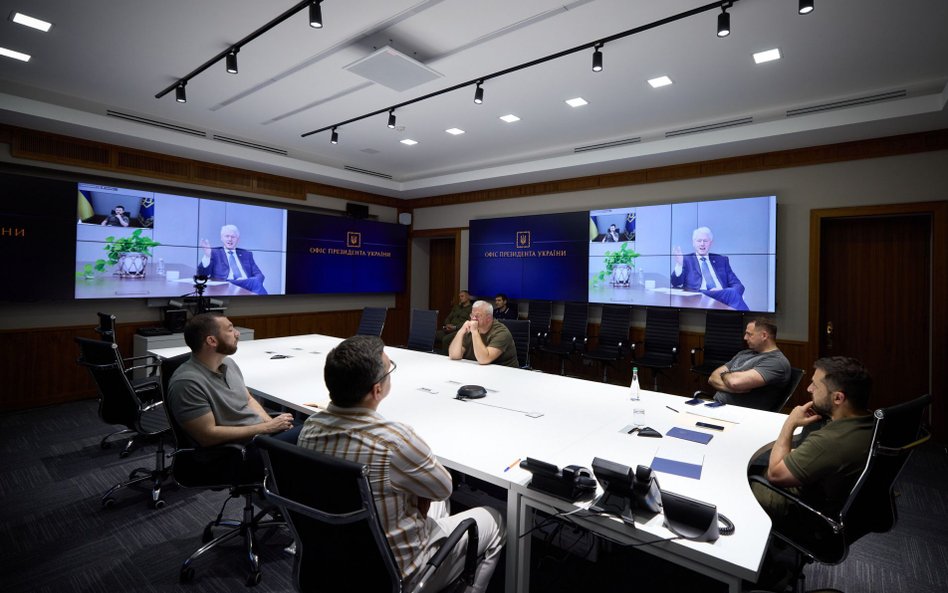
top-left (769, 367), bottom-right (805, 413)
top-left (597, 305), bottom-right (631, 351)
top-left (355, 307), bottom-right (387, 337)
top-left (701, 311), bottom-right (744, 365)
top-left (643, 308), bottom-right (680, 365)
top-left (527, 300), bottom-right (552, 342)
top-left (256, 436), bottom-right (402, 593)
top-left (560, 302), bottom-right (589, 342)
top-left (499, 319), bottom-right (531, 368)
top-left (406, 309), bottom-right (439, 352)
top-left (96, 312), bottom-right (116, 343)
top-left (76, 337), bottom-right (149, 428)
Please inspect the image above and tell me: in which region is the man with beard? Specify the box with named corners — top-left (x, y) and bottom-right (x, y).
top-left (167, 314), bottom-right (300, 450)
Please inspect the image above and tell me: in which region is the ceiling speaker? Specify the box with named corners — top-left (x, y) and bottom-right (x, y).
top-left (398, 212), bottom-right (412, 225)
top-left (344, 46), bottom-right (443, 92)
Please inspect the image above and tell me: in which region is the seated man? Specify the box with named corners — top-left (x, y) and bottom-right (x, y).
top-left (167, 314), bottom-right (300, 474)
top-left (492, 293), bottom-right (518, 320)
top-left (448, 300), bottom-right (519, 367)
top-left (750, 356), bottom-right (874, 587)
top-left (298, 336), bottom-right (505, 593)
top-left (671, 226), bottom-right (748, 310)
top-left (707, 317), bottom-right (791, 411)
top-left (435, 290), bottom-right (473, 352)
top-left (197, 224), bottom-right (268, 295)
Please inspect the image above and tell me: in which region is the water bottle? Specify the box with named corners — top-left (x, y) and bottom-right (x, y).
top-left (156, 258), bottom-right (166, 276)
top-left (630, 367), bottom-right (640, 401)
top-left (636, 266), bottom-right (645, 287)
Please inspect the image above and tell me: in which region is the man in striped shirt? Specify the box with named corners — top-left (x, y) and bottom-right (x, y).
top-left (297, 336), bottom-right (505, 592)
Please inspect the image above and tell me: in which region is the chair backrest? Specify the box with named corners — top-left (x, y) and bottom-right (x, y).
top-left (255, 435), bottom-right (402, 593)
top-left (96, 312), bottom-right (117, 343)
top-left (355, 307), bottom-right (387, 337)
top-left (76, 336), bottom-right (146, 428)
top-left (597, 304), bottom-right (631, 351)
top-left (769, 367), bottom-right (805, 413)
top-left (560, 302), bottom-right (589, 342)
top-left (406, 309), bottom-right (439, 352)
top-left (643, 308), bottom-right (680, 362)
top-left (527, 300), bottom-right (552, 341)
top-left (701, 311), bottom-right (744, 365)
top-left (499, 319), bottom-right (531, 368)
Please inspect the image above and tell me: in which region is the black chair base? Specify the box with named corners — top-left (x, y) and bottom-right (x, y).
top-left (100, 427), bottom-right (135, 455)
top-left (101, 437), bottom-right (171, 509)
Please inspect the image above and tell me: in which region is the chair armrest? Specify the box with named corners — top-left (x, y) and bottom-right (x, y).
top-left (630, 341), bottom-right (640, 360)
top-left (692, 389), bottom-right (712, 399)
top-left (690, 346), bottom-right (704, 368)
top-left (141, 399), bottom-right (165, 414)
top-left (413, 517), bottom-right (478, 592)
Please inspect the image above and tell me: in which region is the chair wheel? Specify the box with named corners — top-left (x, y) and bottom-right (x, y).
top-left (152, 498), bottom-right (166, 510)
top-left (180, 566), bottom-right (194, 583)
top-left (246, 571), bottom-right (262, 586)
top-left (102, 497), bottom-right (116, 509)
top-left (119, 450), bottom-right (130, 458)
top-left (202, 525), bottom-right (214, 543)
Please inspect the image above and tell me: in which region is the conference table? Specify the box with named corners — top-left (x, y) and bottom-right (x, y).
top-left (151, 334), bottom-right (786, 593)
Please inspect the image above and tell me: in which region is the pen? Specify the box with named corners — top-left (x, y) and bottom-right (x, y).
top-left (503, 458), bottom-right (521, 472)
top-left (666, 405), bottom-right (679, 413)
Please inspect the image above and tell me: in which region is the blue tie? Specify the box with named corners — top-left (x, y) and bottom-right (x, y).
top-left (699, 257), bottom-right (717, 290)
top-left (227, 250), bottom-right (243, 279)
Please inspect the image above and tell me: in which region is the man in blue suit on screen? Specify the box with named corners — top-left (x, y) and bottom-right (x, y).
top-left (198, 224), bottom-right (267, 295)
top-left (671, 226), bottom-right (748, 310)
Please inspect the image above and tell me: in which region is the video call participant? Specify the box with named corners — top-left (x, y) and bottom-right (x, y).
top-left (435, 290), bottom-right (473, 352)
top-left (298, 336), bottom-right (505, 593)
top-left (198, 224), bottom-right (268, 295)
top-left (708, 318), bottom-right (791, 411)
top-left (101, 205), bottom-right (130, 227)
top-left (750, 356), bottom-right (874, 589)
top-left (492, 293), bottom-right (518, 320)
top-left (600, 223), bottom-right (625, 242)
top-left (671, 226), bottom-right (749, 310)
top-left (448, 300), bottom-right (519, 368)
top-left (167, 314), bottom-right (301, 476)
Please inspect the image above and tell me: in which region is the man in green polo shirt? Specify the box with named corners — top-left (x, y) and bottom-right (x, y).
top-left (435, 290), bottom-right (473, 353)
top-left (448, 300), bottom-right (518, 368)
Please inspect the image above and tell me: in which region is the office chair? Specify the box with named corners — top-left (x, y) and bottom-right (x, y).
top-left (749, 393), bottom-right (932, 593)
top-left (630, 307), bottom-right (680, 391)
top-left (406, 309), bottom-right (439, 352)
top-left (499, 318), bottom-right (532, 369)
top-left (580, 304), bottom-right (631, 382)
top-left (526, 300), bottom-right (552, 354)
top-left (255, 435), bottom-right (479, 593)
top-left (539, 302), bottom-right (588, 375)
top-left (95, 311), bottom-right (117, 343)
top-left (74, 337), bottom-right (171, 509)
top-left (693, 367), bottom-right (805, 413)
top-left (356, 307), bottom-right (388, 337)
top-left (689, 311), bottom-right (744, 378)
top-left (160, 354), bottom-right (284, 586)
top-left (92, 311), bottom-right (137, 451)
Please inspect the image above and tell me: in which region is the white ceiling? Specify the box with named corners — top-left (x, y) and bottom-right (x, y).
top-left (1, 0), bottom-right (946, 199)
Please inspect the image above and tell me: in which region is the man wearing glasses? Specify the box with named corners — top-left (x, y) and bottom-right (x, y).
top-left (298, 336), bottom-right (505, 593)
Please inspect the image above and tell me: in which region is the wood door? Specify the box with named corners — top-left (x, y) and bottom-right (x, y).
top-left (818, 214), bottom-right (931, 409)
top-left (428, 237), bottom-right (457, 326)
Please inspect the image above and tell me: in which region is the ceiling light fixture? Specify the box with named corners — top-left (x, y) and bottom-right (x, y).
top-left (0, 46), bottom-right (31, 62)
top-left (400, 139), bottom-right (418, 146)
top-left (11, 12), bottom-right (53, 32)
top-left (175, 82), bottom-right (187, 103)
top-left (565, 97), bottom-right (588, 107)
top-left (309, 1), bottom-right (323, 28)
top-left (592, 44), bottom-right (603, 72)
top-left (446, 128), bottom-right (465, 135)
top-left (499, 114), bottom-right (520, 123)
top-left (156, 1), bottom-right (323, 102)
top-left (717, 4), bottom-right (731, 38)
top-left (225, 48), bottom-right (239, 74)
top-left (330, 127), bottom-right (338, 144)
top-left (753, 48), bottom-right (781, 64)
top-left (647, 76), bottom-right (673, 88)
top-left (387, 110), bottom-right (396, 129)
top-left (474, 82), bottom-right (484, 104)
top-left (798, 0), bottom-right (814, 15)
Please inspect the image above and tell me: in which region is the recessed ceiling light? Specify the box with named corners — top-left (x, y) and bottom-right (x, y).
top-left (753, 48), bottom-right (781, 64)
top-left (565, 97), bottom-right (588, 108)
top-left (0, 47), bottom-right (31, 62)
top-left (12, 12), bottom-right (52, 32)
top-left (445, 128), bottom-right (465, 135)
top-left (400, 139), bottom-right (418, 146)
top-left (499, 114), bottom-right (520, 123)
top-left (647, 76), bottom-right (673, 88)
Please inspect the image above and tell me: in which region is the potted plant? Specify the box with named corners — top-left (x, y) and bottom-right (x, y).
top-left (591, 242), bottom-right (639, 288)
top-left (78, 229), bottom-right (161, 279)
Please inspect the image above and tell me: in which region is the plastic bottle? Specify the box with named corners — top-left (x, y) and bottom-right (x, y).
top-left (630, 367), bottom-right (640, 401)
top-left (156, 258), bottom-right (166, 276)
top-left (636, 265), bottom-right (645, 287)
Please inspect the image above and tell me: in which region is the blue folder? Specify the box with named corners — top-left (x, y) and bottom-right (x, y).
top-left (666, 427), bottom-right (714, 445)
top-left (651, 456), bottom-right (703, 479)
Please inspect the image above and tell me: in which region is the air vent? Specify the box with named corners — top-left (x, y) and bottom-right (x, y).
top-left (212, 134), bottom-right (288, 156)
top-left (574, 137), bottom-right (641, 153)
top-left (360, 148), bottom-right (381, 154)
top-left (344, 165), bottom-right (393, 180)
top-left (106, 110), bottom-right (206, 137)
top-left (665, 117), bottom-right (753, 138)
top-left (786, 90), bottom-right (908, 117)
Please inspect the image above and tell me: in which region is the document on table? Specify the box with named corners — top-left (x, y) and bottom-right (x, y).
top-left (651, 442), bottom-right (706, 480)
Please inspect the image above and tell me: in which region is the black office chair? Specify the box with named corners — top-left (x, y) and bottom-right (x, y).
top-left (689, 311), bottom-right (744, 377)
top-left (526, 300), bottom-right (553, 354)
top-left (406, 309), bottom-right (439, 352)
top-left (580, 304), bottom-right (631, 382)
top-left (749, 393), bottom-right (932, 593)
top-left (630, 307), bottom-right (680, 391)
top-left (75, 337), bottom-right (171, 509)
top-left (92, 312), bottom-right (138, 451)
top-left (693, 367), bottom-right (805, 413)
top-left (356, 307), bottom-right (388, 337)
top-left (95, 311), bottom-right (117, 343)
top-left (499, 318), bottom-right (532, 369)
top-left (160, 354), bottom-right (284, 587)
top-left (254, 435), bottom-right (479, 593)
top-left (539, 302), bottom-right (588, 375)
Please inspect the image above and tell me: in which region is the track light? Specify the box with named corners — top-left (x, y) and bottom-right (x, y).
top-left (717, 5), bottom-right (731, 38)
top-left (225, 48), bottom-right (239, 74)
top-left (798, 0), bottom-right (814, 15)
top-left (330, 127), bottom-right (338, 144)
top-left (473, 82), bottom-right (484, 104)
top-left (175, 82), bottom-right (187, 103)
top-left (309, 1), bottom-right (323, 28)
top-left (592, 44), bottom-right (603, 72)
top-left (387, 109), bottom-right (396, 129)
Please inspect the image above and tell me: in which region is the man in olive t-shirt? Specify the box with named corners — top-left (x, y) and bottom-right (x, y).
top-left (448, 300), bottom-right (518, 368)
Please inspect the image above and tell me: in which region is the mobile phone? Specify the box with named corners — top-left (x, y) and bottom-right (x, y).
top-left (696, 421), bottom-right (725, 431)
top-left (705, 401), bottom-right (726, 408)
top-left (684, 397), bottom-right (702, 406)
